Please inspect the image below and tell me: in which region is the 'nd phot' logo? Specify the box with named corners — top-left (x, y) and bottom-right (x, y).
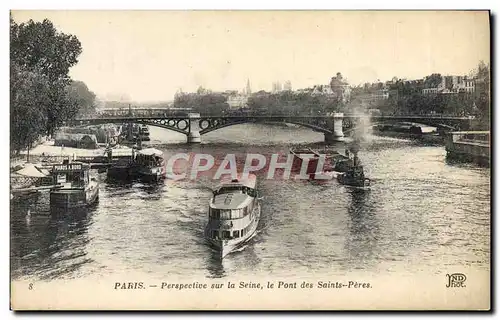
top-left (446, 273), bottom-right (467, 288)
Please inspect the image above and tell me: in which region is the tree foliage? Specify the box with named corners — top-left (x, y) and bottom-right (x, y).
top-left (246, 90), bottom-right (342, 116)
top-left (67, 80), bottom-right (97, 116)
top-left (10, 15), bottom-right (94, 153)
top-left (423, 73), bottom-right (442, 88)
top-left (174, 92), bottom-right (229, 115)
top-left (10, 64), bottom-right (49, 152)
top-left (11, 18), bottom-right (82, 84)
top-left (350, 64), bottom-right (489, 128)
top-left (474, 60), bottom-right (490, 129)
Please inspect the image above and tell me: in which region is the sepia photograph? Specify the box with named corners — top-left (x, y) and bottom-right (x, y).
top-left (9, 9), bottom-right (491, 310)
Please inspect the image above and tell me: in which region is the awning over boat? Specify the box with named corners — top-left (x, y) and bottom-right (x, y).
top-left (15, 164), bottom-right (47, 178)
top-left (39, 168), bottom-right (51, 176)
top-left (210, 192), bottom-right (253, 210)
top-left (216, 173), bottom-right (257, 189)
top-left (137, 148), bottom-right (163, 157)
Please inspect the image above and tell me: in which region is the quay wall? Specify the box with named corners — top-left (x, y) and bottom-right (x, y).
top-left (445, 131), bottom-right (490, 166)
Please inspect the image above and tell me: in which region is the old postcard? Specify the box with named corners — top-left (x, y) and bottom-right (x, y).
top-left (9, 10), bottom-right (490, 310)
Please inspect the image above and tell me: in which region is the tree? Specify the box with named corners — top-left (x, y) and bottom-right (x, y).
top-left (11, 18), bottom-right (82, 84)
top-left (474, 61), bottom-right (490, 128)
top-left (424, 73), bottom-right (442, 88)
top-left (174, 91), bottom-right (229, 116)
top-left (10, 17), bottom-right (83, 136)
top-left (10, 64), bottom-right (49, 156)
top-left (197, 86), bottom-right (207, 95)
top-left (67, 80), bottom-right (97, 116)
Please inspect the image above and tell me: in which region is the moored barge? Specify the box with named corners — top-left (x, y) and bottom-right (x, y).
top-left (50, 160), bottom-right (99, 209)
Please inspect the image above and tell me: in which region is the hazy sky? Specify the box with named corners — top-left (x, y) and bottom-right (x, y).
top-left (12, 10), bottom-right (490, 102)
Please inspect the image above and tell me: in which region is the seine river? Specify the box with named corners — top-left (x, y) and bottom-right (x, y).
top-left (10, 124), bottom-right (490, 281)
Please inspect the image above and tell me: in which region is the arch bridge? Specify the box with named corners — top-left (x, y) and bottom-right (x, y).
top-left (342, 114), bottom-right (475, 133)
top-left (72, 112), bottom-right (475, 144)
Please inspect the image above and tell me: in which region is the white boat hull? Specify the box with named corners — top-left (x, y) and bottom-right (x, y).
top-left (205, 203), bottom-right (261, 259)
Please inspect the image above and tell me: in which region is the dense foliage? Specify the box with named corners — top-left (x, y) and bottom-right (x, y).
top-left (10, 16), bottom-right (96, 153)
top-left (172, 63), bottom-right (489, 131)
top-left (350, 62), bottom-right (490, 128)
top-left (246, 90), bottom-right (343, 116)
top-left (174, 87), bottom-right (230, 115)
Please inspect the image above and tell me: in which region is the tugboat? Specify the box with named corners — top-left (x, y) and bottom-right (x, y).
top-left (49, 160), bottom-right (99, 209)
top-left (331, 151), bottom-right (353, 173)
top-left (337, 152), bottom-right (371, 189)
top-left (204, 174), bottom-right (262, 259)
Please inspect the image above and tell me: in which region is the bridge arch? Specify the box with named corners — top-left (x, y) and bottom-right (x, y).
top-left (199, 119), bottom-right (333, 135)
top-left (73, 118), bottom-right (190, 136)
top-left (342, 120), bottom-right (457, 135)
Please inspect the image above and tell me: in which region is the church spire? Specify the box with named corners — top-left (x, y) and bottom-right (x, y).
top-left (245, 78), bottom-right (252, 95)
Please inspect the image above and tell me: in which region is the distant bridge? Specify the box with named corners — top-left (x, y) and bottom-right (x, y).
top-left (73, 109), bottom-right (475, 144)
top-left (343, 114), bottom-right (476, 133)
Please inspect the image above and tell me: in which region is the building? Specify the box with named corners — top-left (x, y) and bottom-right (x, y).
top-left (422, 75), bottom-right (476, 95)
top-left (422, 88), bottom-right (439, 95)
top-left (218, 85), bottom-right (250, 109)
top-left (367, 88), bottom-right (390, 101)
top-left (283, 80), bottom-right (292, 91)
top-left (226, 95), bottom-right (249, 109)
top-left (455, 77), bottom-right (475, 93)
top-left (272, 81), bottom-right (282, 93)
top-left (358, 87), bottom-right (390, 103)
top-left (245, 79), bottom-right (252, 95)
top-left (311, 85), bottom-right (334, 95)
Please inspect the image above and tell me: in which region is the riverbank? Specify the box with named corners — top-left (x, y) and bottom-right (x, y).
top-left (370, 130), bottom-right (444, 144)
top-left (10, 130), bottom-right (490, 296)
top-left (11, 140), bottom-right (106, 168)
top-left (445, 131), bottom-right (490, 167)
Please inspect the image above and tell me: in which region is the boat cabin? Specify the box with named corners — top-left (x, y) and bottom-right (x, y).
top-left (205, 174), bottom-right (262, 250)
top-left (209, 177), bottom-right (258, 220)
top-left (213, 183), bottom-right (258, 198)
top-left (52, 161), bottom-right (91, 189)
top-left (134, 148), bottom-right (164, 167)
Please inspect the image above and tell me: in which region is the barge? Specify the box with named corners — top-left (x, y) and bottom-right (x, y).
top-left (49, 160), bottom-right (99, 210)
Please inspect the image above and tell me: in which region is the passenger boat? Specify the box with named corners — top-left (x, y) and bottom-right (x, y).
top-left (119, 123), bottom-right (149, 144)
top-left (49, 160), bottom-right (99, 209)
top-left (204, 174), bottom-right (262, 259)
top-left (130, 148), bottom-right (166, 182)
top-left (139, 125), bottom-right (151, 141)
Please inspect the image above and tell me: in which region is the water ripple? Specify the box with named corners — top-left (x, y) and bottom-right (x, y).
top-left (10, 126), bottom-right (490, 280)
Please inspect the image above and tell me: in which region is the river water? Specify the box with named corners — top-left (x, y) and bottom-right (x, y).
top-left (10, 124), bottom-right (490, 281)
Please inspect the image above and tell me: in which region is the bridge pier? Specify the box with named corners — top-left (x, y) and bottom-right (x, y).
top-left (324, 113), bottom-right (344, 144)
top-left (187, 131), bottom-right (201, 144)
top-left (187, 113), bottom-right (201, 144)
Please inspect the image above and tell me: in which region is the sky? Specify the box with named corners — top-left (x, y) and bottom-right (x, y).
top-left (11, 10), bottom-right (490, 103)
